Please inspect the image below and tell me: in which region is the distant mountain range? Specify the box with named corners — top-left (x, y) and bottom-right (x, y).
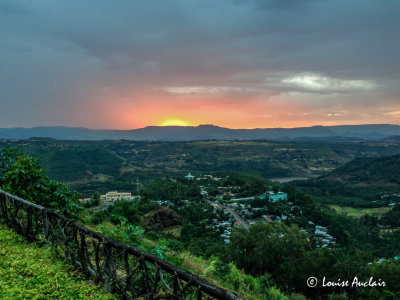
top-left (1, 124), bottom-right (400, 141)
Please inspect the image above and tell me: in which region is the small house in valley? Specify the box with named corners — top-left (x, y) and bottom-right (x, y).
top-left (100, 191), bottom-right (132, 202)
top-left (268, 192), bottom-right (288, 202)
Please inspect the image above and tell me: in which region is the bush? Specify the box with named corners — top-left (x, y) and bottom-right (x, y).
top-left (0, 147), bottom-right (82, 218)
top-left (89, 211), bottom-right (107, 225)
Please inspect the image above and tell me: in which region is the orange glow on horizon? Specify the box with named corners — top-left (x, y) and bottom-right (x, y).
top-left (83, 88), bottom-right (400, 130)
top-left (160, 119), bottom-right (191, 126)
top-left (89, 95), bottom-right (322, 130)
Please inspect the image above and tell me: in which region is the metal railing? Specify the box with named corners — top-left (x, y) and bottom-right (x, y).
top-left (0, 189), bottom-right (241, 300)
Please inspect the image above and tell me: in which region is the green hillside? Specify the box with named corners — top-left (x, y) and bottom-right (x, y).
top-left (328, 153), bottom-right (400, 184)
top-left (2, 139), bottom-right (400, 195)
top-left (0, 224), bottom-right (116, 300)
top-left (296, 154), bottom-right (400, 207)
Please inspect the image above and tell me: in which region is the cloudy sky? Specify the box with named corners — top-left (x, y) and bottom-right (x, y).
top-left (1, 0), bottom-right (399, 129)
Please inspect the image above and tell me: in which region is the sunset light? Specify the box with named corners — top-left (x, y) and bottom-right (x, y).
top-left (0, 1), bottom-right (399, 130)
top-left (160, 119), bottom-right (190, 126)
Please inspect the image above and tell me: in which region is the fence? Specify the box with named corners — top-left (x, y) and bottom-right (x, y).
top-left (0, 189), bottom-right (241, 300)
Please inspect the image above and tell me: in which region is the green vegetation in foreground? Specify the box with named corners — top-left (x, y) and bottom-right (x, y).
top-left (0, 225), bottom-right (117, 300)
top-left (329, 205), bottom-right (393, 218)
top-left (3, 146), bottom-right (400, 299)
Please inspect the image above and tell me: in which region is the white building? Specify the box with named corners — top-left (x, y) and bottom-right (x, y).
top-left (100, 191), bottom-right (132, 202)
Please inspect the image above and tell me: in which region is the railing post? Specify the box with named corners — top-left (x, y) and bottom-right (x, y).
top-left (0, 193), bottom-right (7, 221)
top-left (104, 242), bottom-right (116, 293)
top-left (42, 210), bottom-right (50, 241)
top-left (78, 230), bottom-right (89, 276)
top-left (197, 286), bottom-right (203, 300)
top-left (26, 206), bottom-right (33, 242)
top-left (173, 272), bottom-right (179, 300)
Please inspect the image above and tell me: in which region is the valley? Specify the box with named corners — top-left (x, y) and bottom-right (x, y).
top-left (1, 138), bottom-right (400, 299)
top-left (2, 138), bottom-right (400, 196)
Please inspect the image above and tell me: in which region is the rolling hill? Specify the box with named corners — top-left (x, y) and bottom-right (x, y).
top-left (295, 153), bottom-right (400, 207)
top-left (2, 139), bottom-right (400, 196)
top-left (324, 154), bottom-right (400, 185)
top-left (1, 124), bottom-right (400, 141)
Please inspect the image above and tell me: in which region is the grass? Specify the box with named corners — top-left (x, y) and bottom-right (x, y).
top-left (0, 224), bottom-right (117, 300)
top-left (328, 205), bottom-right (392, 218)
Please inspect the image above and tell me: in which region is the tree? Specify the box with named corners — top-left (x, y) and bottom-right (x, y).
top-left (0, 147), bottom-right (82, 218)
top-left (92, 191), bottom-right (100, 200)
top-left (0, 147), bottom-right (24, 184)
top-left (3, 153), bottom-right (45, 201)
top-left (228, 222), bottom-right (311, 292)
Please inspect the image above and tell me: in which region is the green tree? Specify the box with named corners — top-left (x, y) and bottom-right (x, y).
top-left (0, 147), bottom-right (82, 218)
top-left (3, 153), bottom-right (45, 201)
top-left (228, 222), bottom-right (311, 292)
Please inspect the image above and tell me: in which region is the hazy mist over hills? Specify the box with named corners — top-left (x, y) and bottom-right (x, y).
top-left (1, 124), bottom-right (400, 141)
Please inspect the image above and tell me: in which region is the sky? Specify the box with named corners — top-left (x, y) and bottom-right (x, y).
top-left (0, 0), bottom-right (399, 129)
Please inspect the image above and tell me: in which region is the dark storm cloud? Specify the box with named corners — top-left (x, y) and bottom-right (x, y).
top-left (0, 0), bottom-right (399, 128)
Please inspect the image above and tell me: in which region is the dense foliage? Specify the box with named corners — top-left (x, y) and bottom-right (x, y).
top-left (222, 221), bottom-right (400, 299)
top-left (144, 176), bottom-right (201, 203)
top-left (381, 205), bottom-right (400, 227)
top-left (296, 153), bottom-right (400, 208)
top-left (0, 147), bottom-right (82, 218)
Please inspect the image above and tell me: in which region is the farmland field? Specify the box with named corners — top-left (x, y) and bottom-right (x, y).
top-left (328, 205), bottom-right (392, 218)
